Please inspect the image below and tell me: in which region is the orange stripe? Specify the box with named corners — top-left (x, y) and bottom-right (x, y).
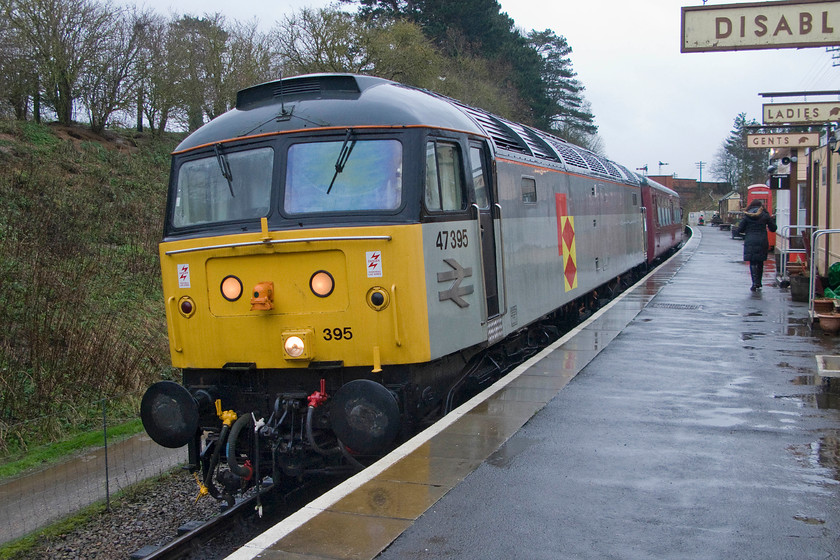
top-left (172, 125), bottom-right (490, 155)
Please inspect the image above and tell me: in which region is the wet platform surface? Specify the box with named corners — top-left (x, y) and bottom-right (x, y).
top-left (230, 225), bottom-right (840, 560)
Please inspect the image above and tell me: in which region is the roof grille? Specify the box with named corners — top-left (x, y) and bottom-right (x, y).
top-left (548, 140), bottom-right (589, 170)
top-left (614, 163), bottom-right (638, 182)
top-left (458, 105), bottom-right (530, 155)
top-left (236, 75), bottom-right (361, 109)
top-left (580, 152), bottom-right (608, 175)
top-left (601, 160), bottom-right (623, 179)
top-left (508, 123), bottom-right (560, 161)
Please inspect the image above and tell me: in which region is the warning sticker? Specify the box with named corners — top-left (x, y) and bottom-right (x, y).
top-left (177, 264), bottom-right (191, 288)
top-left (366, 251), bottom-right (383, 278)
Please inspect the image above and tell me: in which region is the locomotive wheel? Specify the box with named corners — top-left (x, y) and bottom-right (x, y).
top-left (330, 379), bottom-right (400, 456)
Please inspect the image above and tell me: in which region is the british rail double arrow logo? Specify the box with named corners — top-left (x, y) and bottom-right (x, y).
top-left (437, 258), bottom-right (473, 308)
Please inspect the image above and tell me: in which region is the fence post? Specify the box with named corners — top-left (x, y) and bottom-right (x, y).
top-left (102, 398), bottom-right (110, 512)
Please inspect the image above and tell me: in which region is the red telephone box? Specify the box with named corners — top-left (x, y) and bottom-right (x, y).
top-left (746, 184), bottom-right (775, 250)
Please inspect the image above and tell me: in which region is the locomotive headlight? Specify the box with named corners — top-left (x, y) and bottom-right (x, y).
top-left (282, 330), bottom-right (313, 360)
top-left (284, 336), bottom-right (305, 357)
top-left (310, 271), bottom-right (334, 297)
top-left (221, 275), bottom-right (243, 301)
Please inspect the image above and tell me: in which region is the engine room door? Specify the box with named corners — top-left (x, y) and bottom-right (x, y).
top-left (469, 144), bottom-right (500, 320)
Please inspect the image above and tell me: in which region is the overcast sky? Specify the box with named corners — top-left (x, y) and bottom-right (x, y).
top-left (130, 0), bottom-right (840, 181)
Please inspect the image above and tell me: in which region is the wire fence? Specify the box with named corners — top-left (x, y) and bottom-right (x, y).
top-left (0, 398), bottom-right (187, 545)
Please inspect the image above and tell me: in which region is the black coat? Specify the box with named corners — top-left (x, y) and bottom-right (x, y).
top-left (735, 207), bottom-right (777, 261)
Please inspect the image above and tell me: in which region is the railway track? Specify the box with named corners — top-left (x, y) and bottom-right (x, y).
top-left (134, 478), bottom-right (341, 560)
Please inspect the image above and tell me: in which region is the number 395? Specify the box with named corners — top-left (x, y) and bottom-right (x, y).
top-left (323, 327), bottom-right (353, 341)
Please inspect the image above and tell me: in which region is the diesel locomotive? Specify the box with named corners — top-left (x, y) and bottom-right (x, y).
top-left (140, 73), bottom-right (682, 502)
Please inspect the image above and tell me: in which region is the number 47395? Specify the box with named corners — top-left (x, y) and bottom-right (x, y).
top-left (435, 229), bottom-right (469, 250)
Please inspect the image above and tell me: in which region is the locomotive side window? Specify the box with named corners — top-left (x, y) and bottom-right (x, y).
top-left (425, 141), bottom-right (464, 211)
top-left (284, 139), bottom-right (402, 214)
top-left (469, 146), bottom-right (490, 208)
top-left (173, 147), bottom-right (273, 228)
top-left (521, 177), bottom-right (537, 204)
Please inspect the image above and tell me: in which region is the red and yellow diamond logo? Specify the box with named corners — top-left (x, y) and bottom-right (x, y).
top-left (555, 194), bottom-right (577, 291)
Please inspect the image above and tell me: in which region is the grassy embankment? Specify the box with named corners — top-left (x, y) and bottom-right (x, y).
top-left (0, 120), bottom-right (183, 477)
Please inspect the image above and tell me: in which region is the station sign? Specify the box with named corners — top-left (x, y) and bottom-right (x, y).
top-left (770, 174), bottom-right (791, 190)
top-left (682, 0), bottom-right (840, 52)
top-left (763, 101), bottom-right (840, 124)
top-left (746, 132), bottom-right (820, 148)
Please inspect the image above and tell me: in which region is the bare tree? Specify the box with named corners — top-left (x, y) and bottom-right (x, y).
top-left (80, 8), bottom-right (148, 133)
top-left (4, 0), bottom-right (112, 125)
top-left (226, 19), bottom-right (276, 98)
top-left (0, 12), bottom-right (36, 119)
top-left (136, 15), bottom-right (183, 134)
top-left (271, 7), bottom-right (370, 75)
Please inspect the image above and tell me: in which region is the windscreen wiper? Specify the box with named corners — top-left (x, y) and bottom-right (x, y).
top-left (327, 129), bottom-right (356, 194)
top-left (214, 143), bottom-right (235, 198)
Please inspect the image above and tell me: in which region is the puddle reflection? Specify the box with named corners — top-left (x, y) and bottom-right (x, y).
top-left (817, 433), bottom-right (840, 481)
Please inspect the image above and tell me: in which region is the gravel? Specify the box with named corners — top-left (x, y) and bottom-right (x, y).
top-left (11, 469), bottom-right (223, 560)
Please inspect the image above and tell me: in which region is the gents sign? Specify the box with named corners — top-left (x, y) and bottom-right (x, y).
top-left (746, 132), bottom-right (820, 147)
top-left (682, 0), bottom-right (840, 52)
top-left (763, 102), bottom-right (840, 124)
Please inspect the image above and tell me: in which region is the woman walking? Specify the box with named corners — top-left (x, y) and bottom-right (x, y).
top-left (734, 200), bottom-right (777, 291)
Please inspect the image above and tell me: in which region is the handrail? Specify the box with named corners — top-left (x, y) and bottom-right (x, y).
top-left (472, 203), bottom-right (488, 325)
top-left (494, 202), bottom-right (508, 318)
top-left (808, 228), bottom-right (840, 316)
top-left (165, 235), bottom-right (392, 256)
top-left (390, 284), bottom-right (401, 347)
top-left (778, 225), bottom-right (817, 280)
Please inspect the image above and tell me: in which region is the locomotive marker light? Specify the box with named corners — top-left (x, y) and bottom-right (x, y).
top-left (310, 270), bottom-right (335, 297)
top-left (682, 1), bottom-right (840, 52)
top-left (178, 296), bottom-right (195, 318)
top-left (221, 275), bottom-right (243, 301)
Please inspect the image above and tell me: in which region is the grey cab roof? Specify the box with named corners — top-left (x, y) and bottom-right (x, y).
top-left (175, 73), bottom-right (643, 185)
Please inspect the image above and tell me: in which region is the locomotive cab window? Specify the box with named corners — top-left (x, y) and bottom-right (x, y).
top-left (425, 141), bottom-right (465, 211)
top-left (173, 146), bottom-right (273, 228)
top-left (284, 138), bottom-right (402, 214)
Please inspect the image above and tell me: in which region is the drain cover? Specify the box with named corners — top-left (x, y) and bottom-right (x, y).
top-left (652, 303), bottom-right (701, 310)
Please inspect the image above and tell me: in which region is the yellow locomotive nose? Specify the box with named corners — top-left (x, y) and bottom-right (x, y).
top-left (250, 281), bottom-right (274, 311)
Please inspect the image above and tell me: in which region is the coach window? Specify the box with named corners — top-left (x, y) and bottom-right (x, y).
top-left (521, 177), bottom-right (536, 204)
top-left (425, 141), bottom-right (464, 211)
